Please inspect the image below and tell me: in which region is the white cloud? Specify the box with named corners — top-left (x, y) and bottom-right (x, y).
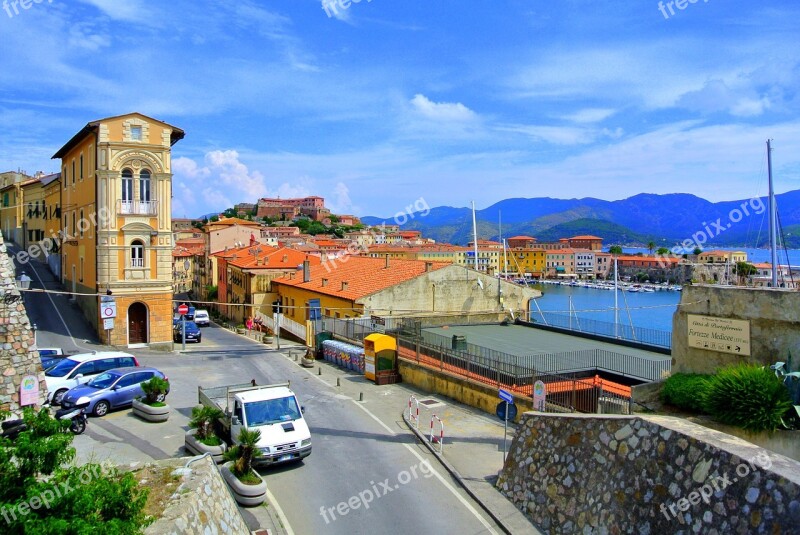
top-left (560, 108), bottom-right (616, 124)
top-left (410, 94), bottom-right (477, 122)
top-left (75, 0), bottom-right (151, 22)
top-left (496, 124), bottom-right (602, 146)
top-left (328, 182), bottom-right (354, 214)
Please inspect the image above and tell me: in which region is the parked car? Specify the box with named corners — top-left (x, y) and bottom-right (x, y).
top-left (60, 367), bottom-right (168, 417)
top-left (174, 321), bottom-right (201, 343)
top-left (44, 351), bottom-right (139, 405)
top-left (38, 347), bottom-right (65, 369)
top-left (193, 310), bottom-right (210, 327)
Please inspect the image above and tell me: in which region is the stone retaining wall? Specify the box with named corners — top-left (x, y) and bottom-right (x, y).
top-left (0, 235), bottom-right (46, 414)
top-left (498, 412), bottom-right (800, 533)
top-left (144, 456), bottom-right (250, 535)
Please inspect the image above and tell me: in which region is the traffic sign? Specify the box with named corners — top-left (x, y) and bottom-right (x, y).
top-left (498, 388), bottom-right (513, 404)
top-left (103, 318), bottom-right (114, 330)
top-left (101, 302), bottom-right (117, 319)
top-left (177, 303), bottom-right (189, 315)
top-left (496, 401), bottom-right (517, 422)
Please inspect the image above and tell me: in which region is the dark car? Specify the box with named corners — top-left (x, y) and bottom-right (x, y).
top-left (174, 321), bottom-right (201, 343)
top-left (60, 367), bottom-right (169, 417)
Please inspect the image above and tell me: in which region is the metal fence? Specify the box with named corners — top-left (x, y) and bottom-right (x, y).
top-left (530, 311), bottom-right (672, 349)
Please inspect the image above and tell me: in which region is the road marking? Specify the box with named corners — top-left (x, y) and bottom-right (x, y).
top-left (266, 488), bottom-right (295, 535)
top-left (26, 257), bottom-right (92, 352)
top-left (349, 398), bottom-right (499, 534)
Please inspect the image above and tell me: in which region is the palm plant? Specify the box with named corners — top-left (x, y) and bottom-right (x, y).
top-left (140, 376), bottom-right (170, 406)
top-left (224, 428), bottom-right (263, 483)
top-left (188, 406), bottom-right (224, 446)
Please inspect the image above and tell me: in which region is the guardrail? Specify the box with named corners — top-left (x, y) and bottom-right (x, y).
top-left (429, 415), bottom-right (444, 453)
top-left (407, 395), bottom-right (420, 429)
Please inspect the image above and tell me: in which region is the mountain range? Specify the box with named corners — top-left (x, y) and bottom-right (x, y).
top-left (362, 191), bottom-right (800, 249)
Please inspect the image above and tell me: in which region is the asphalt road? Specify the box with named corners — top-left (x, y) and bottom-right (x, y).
top-left (15, 253), bottom-right (501, 535)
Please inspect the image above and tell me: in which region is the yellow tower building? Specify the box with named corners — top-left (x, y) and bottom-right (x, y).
top-left (52, 113), bottom-right (184, 349)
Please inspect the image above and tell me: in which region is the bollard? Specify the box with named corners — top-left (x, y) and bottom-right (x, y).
top-left (318, 367), bottom-right (322, 375)
top-left (337, 377), bottom-right (341, 387)
top-left (359, 392), bottom-right (364, 402)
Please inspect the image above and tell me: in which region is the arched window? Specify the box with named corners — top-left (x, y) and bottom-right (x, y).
top-left (121, 169), bottom-right (133, 211)
top-left (139, 169), bottom-right (151, 202)
top-left (131, 239), bottom-right (144, 268)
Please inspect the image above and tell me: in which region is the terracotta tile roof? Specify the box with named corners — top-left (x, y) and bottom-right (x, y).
top-left (570, 235), bottom-right (603, 240)
top-left (220, 246), bottom-right (322, 270)
top-left (204, 217), bottom-right (261, 229)
top-left (273, 256), bottom-right (449, 300)
top-left (508, 235), bottom-right (536, 240)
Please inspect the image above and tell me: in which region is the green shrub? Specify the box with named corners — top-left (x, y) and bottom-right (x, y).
top-left (702, 364), bottom-right (793, 432)
top-left (140, 376), bottom-right (170, 405)
top-left (661, 373), bottom-right (712, 412)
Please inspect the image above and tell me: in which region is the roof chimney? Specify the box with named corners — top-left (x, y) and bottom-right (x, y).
top-left (385, 254), bottom-right (390, 268)
top-left (425, 262), bottom-right (433, 272)
top-left (341, 281), bottom-right (348, 292)
top-left (303, 259), bottom-right (311, 283)
top-left (322, 278), bottom-right (328, 287)
top-left (283, 254), bottom-right (288, 262)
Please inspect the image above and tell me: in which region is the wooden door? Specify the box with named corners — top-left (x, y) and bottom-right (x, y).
top-left (128, 302), bottom-right (148, 344)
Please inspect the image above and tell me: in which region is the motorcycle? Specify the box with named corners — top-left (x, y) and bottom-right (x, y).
top-left (52, 396), bottom-right (91, 435)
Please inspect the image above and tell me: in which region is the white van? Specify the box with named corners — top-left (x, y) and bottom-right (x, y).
top-left (44, 351), bottom-right (139, 405)
top-left (194, 310), bottom-right (210, 327)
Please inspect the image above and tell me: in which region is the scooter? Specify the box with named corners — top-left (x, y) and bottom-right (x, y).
top-left (53, 396), bottom-right (90, 435)
top-left (1, 417), bottom-right (27, 441)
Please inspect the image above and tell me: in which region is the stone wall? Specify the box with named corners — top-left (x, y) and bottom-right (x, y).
top-left (143, 456), bottom-right (250, 535)
top-left (0, 234), bottom-right (46, 415)
top-left (498, 412), bottom-right (800, 533)
top-left (672, 285), bottom-right (800, 374)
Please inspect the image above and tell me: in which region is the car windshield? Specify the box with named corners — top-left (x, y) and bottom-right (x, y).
top-left (244, 396), bottom-right (301, 427)
top-left (176, 321), bottom-right (197, 329)
top-left (87, 371), bottom-right (121, 389)
top-left (45, 358), bottom-right (79, 377)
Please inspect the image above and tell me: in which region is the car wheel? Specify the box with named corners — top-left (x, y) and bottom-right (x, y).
top-left (53, 389), bottom-right (68, 405)
top-left (197, 336), bottom-right (201, 343)
top-left (93, 400), bottom-right (110, 417)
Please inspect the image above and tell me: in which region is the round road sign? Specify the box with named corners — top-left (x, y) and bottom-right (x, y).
top-left (177, 304), bottom-right (189, 315)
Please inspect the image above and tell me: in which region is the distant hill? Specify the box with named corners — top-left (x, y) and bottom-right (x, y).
top-left (361, 190), bottom-right (800, 247)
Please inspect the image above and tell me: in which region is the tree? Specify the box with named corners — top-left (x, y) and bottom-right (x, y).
top-left (609, 245), bottom-right (623, 255)
top-left (328, 214), bottom-right (340, 224)
top-left (734, 261), bottom-right (757, 284)
top-left (656, 247), bottom-right (670, 255)
top-left (647, 241), bottom-right (655, 255)
top-left (693, 247), bottom-right (703, 255)
top-left (0, 408), bottom-right (150, 532)
top-left (210, 215), bottom-right (219, 222)
top-left (262, 216), bottom-right (273, 224)
top-left (223, 208), bottom-right (237, 218)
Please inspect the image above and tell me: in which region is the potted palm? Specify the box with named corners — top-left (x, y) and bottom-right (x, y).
top-left (236, 324), bottom-right (246, 335)
top-left (221, 429), bottom-right (267, 506)
top-left (132, 376), bottom-right (171, 422)
top-left (301, 347), bottom-right (316, 368)
top-left (184, 405), bottom-right (226, 462)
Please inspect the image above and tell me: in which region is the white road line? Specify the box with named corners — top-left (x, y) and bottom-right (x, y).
top-left (266, 488), bottom-right (295, 535)
top-left (26, 256), bottom-right (92, 352)
top-left (349, 398), bottom-right (499, 534)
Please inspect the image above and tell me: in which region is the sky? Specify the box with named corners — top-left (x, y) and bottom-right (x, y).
top-left (1, 0), bottom-right (799, 219)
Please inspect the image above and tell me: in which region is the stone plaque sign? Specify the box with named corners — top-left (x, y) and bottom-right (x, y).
top-left (687, 314), bottom-right (751, 356)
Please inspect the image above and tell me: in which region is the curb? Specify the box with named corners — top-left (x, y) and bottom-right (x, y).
top-left (401, 411), bottom-right (515, 535)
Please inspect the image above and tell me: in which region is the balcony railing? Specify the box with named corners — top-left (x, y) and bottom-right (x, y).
top-left (118, 199), bottom-right (158, 216)
top-left (131, 258), bottom-right (144, 268)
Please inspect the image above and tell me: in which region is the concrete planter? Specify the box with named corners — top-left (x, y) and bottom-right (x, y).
top-left (132, 398), bottom-right (170, 423)
top-left (220, 462), bottom-right (267, 507)
top-left (184, 429), bottom-right (226, 463)
top-left (301, 357), bottom-right (316, 368)
top-left (263, 336), bottom-right (273, 344)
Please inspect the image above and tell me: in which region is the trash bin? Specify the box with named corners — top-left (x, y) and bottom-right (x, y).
top-left (315, 332), bottom-right (333, 358)
top-left (452, 335), bottom-right (467, 351)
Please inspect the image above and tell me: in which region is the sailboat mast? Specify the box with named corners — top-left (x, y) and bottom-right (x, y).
top-left (767, 139), bottom-right (778, 287)
top-left (472, 201), bottom-right (479, 271)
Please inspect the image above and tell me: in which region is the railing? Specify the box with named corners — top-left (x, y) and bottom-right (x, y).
top-left (528, 311), bottom-right (672, 349)
top-left (279, 314), bottom-right (308, 340)
top-left (118, 199), bottom-right (158, 216)
top-left (131, 258), bottom-right (144, 268)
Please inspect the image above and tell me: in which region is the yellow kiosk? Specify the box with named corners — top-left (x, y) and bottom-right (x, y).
top-left (364, 333), bottom-right (399, 385)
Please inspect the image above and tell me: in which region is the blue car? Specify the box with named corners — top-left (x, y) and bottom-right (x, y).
top-left (60, 367), bottom-right (168, 417)
top-left (173, 321), bottom-right (201, 343)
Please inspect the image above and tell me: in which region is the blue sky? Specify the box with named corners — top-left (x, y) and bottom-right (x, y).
top-left (1, 0), bottom-right (799, 219)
